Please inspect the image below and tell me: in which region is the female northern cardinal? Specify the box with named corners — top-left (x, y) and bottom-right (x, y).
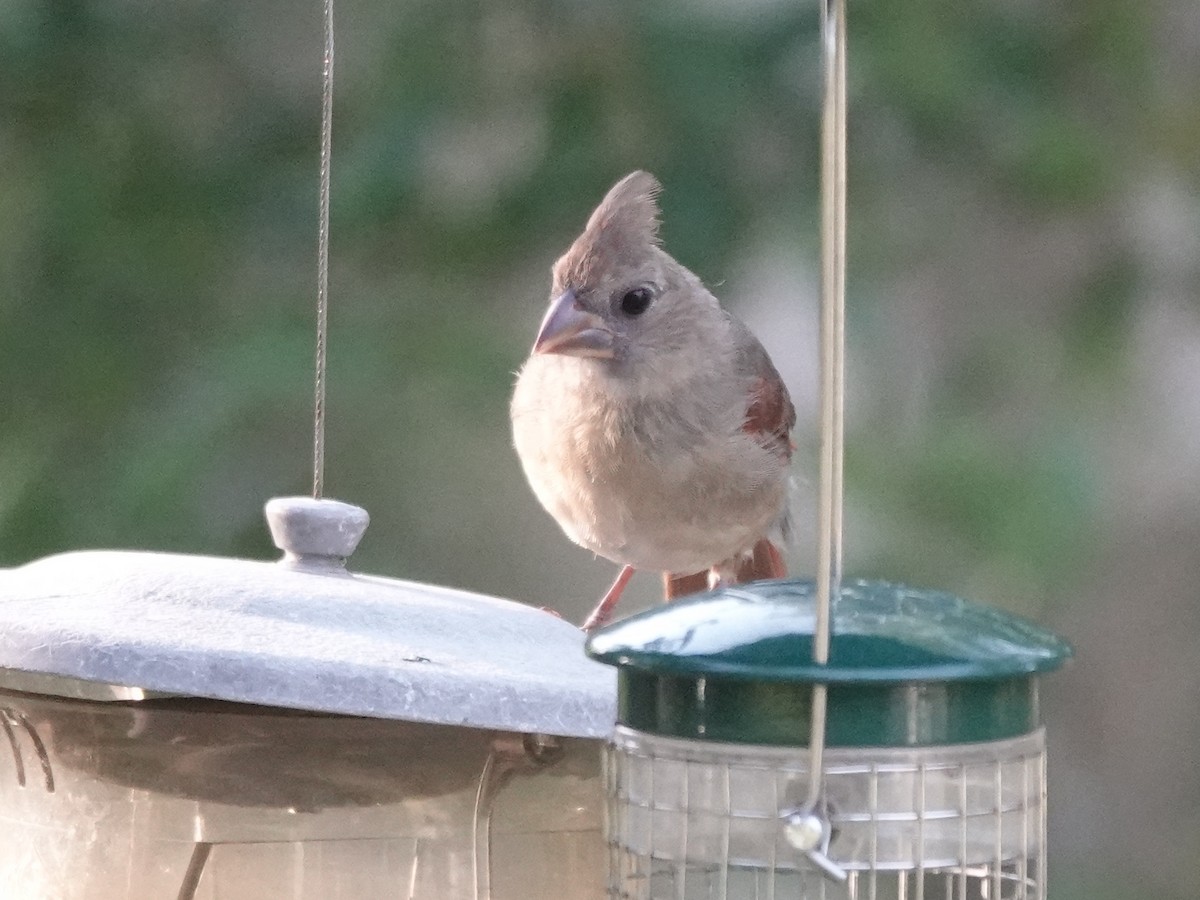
top-left (511, 171), bottom-right (795, 630)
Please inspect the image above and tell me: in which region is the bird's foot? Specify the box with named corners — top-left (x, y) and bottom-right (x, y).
top-left (708, 562), bottom-right (738, 591)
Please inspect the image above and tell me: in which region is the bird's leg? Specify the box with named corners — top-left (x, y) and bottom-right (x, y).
top-left (733, 538), bottom-right (787, 582)
top-left (582, 565), bottom-right (635, 632)
top-left (664, 570), bottom-right (709, 601)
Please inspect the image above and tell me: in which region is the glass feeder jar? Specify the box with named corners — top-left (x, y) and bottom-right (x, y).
top-left (0, 498), bottom-right (615, 900)
top-left (586, 579), bottom-right (1072, 900)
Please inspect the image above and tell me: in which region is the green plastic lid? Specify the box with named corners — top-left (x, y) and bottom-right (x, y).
top-left (585, 579), bottom-right (1072, 747)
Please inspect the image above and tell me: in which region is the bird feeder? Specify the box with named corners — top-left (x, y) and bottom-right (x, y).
top-left (0, 497), bottom-right (614, 900)
top-left (587, 578), bottom-right (1071, 899)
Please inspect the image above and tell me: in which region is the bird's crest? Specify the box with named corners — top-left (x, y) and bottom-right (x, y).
top-left (557, 171), bottom-right (663, 288)
top-left (584, 171), bottom-right (662, 247)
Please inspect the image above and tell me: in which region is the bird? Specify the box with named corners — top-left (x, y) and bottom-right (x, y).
top-left (510, 171), bottom-right (795, 631)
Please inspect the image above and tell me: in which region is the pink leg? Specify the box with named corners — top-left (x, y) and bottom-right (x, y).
top-left (582, 565), bottom-right (635, 632)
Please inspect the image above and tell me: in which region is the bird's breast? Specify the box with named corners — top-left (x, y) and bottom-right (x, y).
top-left (511, 356), bottom-right (787, 572)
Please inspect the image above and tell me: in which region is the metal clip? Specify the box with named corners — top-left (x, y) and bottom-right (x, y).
top-left (0, 708), bottom-right (55, 793)
top-left (782, 806), bottom-right (847, 883)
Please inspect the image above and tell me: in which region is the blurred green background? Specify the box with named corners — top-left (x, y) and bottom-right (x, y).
top-left (1, 0), bottom-right (1197, 895)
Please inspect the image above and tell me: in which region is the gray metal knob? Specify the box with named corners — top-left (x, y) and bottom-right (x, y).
top-left (265, 496), bottom-right (369, 570)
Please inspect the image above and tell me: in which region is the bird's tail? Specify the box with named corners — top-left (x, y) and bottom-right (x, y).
top-left (663, 538), bottom-right (786, 601)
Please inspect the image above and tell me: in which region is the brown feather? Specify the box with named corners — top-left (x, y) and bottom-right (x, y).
top-left (744, 375), bottom-right (796, 463)
top-left (732, 318), bottom-right (796, 463)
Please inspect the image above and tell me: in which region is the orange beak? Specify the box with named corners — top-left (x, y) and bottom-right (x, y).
top-left (532, 289), bottom-right (615, 358)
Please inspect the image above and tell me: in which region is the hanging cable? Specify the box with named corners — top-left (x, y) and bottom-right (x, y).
top-left (808, 0), bottom-right (848, 814)
top-left (313, 0), bottom-right (335, 499)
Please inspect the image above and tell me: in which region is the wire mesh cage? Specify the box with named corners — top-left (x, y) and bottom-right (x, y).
top-left (607, 728), bottom-right (1045, 900)
top-left (587, 580), bottom-right (1070, 900)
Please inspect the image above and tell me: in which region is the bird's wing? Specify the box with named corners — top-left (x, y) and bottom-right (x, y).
top-left (729, 317), bottom-right (796, 462)
top-left (660, 318), bottom-right (795, 603)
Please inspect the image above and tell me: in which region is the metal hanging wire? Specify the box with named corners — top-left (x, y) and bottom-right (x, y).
top-left (784, 0), bottom-right (849, 883)
top-left (812, 0), bottom-right (847, 798)
top-left (175, 2), bottom-right (335, 896)
top-left (313, 0), bottom-right (335, 500)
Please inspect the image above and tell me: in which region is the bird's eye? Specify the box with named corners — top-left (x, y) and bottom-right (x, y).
top-left (618, 287), bottom-right (653, 317)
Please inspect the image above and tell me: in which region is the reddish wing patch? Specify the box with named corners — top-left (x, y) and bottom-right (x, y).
top-left (743, 374), bottom-right (796, 462)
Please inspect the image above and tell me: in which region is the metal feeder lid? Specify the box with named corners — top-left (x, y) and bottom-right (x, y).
top-left (0, 497), bottom-right (615, 740)
top-left (585, 579), bottom-right (1072, 747)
